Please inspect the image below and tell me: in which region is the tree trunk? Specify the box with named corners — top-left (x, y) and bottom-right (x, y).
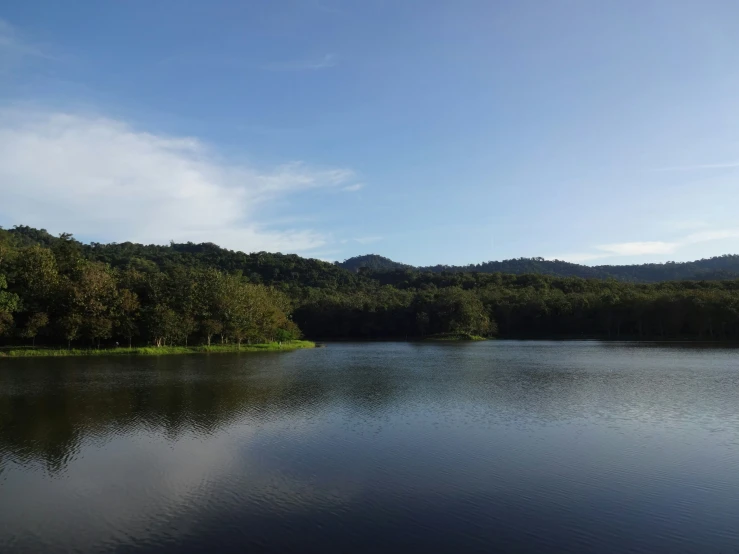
top-left (129, 337), bottom-right (132, 348)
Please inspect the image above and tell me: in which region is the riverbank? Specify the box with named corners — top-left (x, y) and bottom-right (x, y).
top-left (423, 333), bottom-right (488, 341)
top-left (309, 334), bottom-right (490, 342)
top-left (0, 341), bottom-right (315, 358)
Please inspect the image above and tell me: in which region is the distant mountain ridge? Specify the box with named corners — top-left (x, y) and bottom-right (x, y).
top-left (337, 254), bottom-right (739, 283)
top-left (336, 254), bottom-right (413, 273)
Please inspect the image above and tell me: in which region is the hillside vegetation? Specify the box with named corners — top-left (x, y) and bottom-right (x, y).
top-left (338, 254), bottom-right (739, 282)
top-left (2, 225), bottom-right (739, 346)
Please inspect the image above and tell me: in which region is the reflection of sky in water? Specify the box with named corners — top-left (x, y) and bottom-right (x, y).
top-left (1, 342), bottom-right (739, 552)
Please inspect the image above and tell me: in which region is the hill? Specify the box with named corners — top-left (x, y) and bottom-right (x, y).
top-left (337, 254), bottom-right (412, 273)
top-left (339, 254), bottom-right (739, 282)
top-left (4, 224), bottom-right (739, 345)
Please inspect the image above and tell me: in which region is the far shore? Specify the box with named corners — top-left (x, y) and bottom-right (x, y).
top-left (0, 341), bottom-right (315, 358)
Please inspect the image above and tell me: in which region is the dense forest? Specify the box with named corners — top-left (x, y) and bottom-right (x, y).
top-left (0, 226), bottom-right (302, 349)
top-left (338, 254), bottom-right (739, 282)
top-left (2, 225), bottom-right (739, 347)
top-left (337, 254), bottom-right (413, 273)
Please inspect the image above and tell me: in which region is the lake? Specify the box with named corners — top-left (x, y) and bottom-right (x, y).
top-left (1, 341), bottom-right (739, 553)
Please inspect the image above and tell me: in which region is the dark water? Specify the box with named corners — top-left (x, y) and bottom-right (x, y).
top-left (1, 342), bottom-right (739, 553)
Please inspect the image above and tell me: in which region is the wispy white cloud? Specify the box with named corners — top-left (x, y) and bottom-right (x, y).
top-left (0, 18), bottom-right (55, 63)
top-left (160, 53), bottom-right (338, 73)
top-left (262, 53), bottom-right (337, 72)
top-left (597, 241), bottom-right (677, 256)
top-left (313, 2), bottom-right (345, 15)
top-left (0, 109), bottom-right (356, 254)
top-left (342, 183), bottom-right (364, 192)
top-left (549, 228), bottom-right (739, 264)
top-left (659, 219), bottom-right (710, 232)
top-left (354, 236), bottom-right (382, 245)
top-left (547, 252), bottom-right (610, 263)
top-left (683, 229), bottom-right (739, 243)
top-left (654, 161), bottom-right (739, 171)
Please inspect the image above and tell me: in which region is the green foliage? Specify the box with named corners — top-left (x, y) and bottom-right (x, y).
top-left (0, 274), bottom-right (21, 336)
top-left (338, 254), bottom-right (413, 273)
top-left (0, 341), bottom-right (315, 357)
top-left (424, 333), bottom-right (487, 341)
top-left (341, 254), bottom-right (739, 282)
top-left (0, 227), bottom-right (309, 349)
top-left (3, 224), bottom-right (739, 346)
top-left (19, 312), bottom-right (49, 345)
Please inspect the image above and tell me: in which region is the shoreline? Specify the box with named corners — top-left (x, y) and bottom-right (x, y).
top-left (0, 341), bottom-right (316, 358)
top-left (309, 336), bottom-right (739, 343)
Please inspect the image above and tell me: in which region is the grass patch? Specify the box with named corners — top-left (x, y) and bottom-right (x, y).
top-left (0, 341), bottom-right (315, 358)
top-left (423, 333), bottom-right (488, 341)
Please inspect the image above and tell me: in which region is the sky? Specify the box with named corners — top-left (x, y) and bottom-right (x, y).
top-left (1, 0), bottom-right (739, 266)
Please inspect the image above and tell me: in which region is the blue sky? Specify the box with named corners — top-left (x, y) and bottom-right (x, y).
top-left (1, 0), bottom-right (739, 266)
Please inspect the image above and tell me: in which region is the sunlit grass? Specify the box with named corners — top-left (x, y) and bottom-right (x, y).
top-left (0, 341), bottom-right (315, 357)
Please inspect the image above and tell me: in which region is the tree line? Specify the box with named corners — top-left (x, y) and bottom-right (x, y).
top-left (0, 230), bottom-right (300, 348)
top-left (3, 225), bottom-right (739, 346)
top-left (338, 253), bottom-right (739, 282)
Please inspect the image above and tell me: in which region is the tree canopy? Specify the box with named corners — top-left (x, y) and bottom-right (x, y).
top-left (339, 253), bottom-right (739, 282)
top-left (2, 225), bottom-right (739, 346)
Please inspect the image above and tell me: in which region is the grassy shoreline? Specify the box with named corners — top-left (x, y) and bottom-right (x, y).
top-left (423, 333), bottom-right (488, 341)
top-left (0, 341), bottom-right (315, 358)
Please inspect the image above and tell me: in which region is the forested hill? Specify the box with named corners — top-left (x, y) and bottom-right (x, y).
top-left (7, 225), bottom-right (738, 284)
top-left (336, 254), bottom-right (412, 273)
top-left (4, 224), bottom-right (739, 346)
top-left (3, 225), bottom-right (354, 290)
top-left (339, 254), bottom-right (739, 282)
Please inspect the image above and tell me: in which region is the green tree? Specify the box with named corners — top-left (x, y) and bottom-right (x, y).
top-left (145, 305), bottom-right (179, 347)
top-left (115, 288), bottom-right (140, 348)
top-left (0, 275), bottom-right (21, 337)
top-left (57, 313), bottom-right (83, 348)
top-left (12, 245), bottom-right (59, 312)
top-left (65, 262), bottom-right (118, 348)
top-left (20, 312), bottom-right (49, 346)
top-left (200, 319), bottom-right (223, 347)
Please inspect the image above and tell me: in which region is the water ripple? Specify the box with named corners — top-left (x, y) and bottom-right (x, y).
top-left (1, 342), bottom-right (739, 552)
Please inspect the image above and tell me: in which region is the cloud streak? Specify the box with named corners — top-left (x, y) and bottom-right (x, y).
top-left (596, 241), bottom-right (676, 256)
top-left (313, 2), bottom-right (345, 15)
top-left (550, 229), bottom-right (739, 264)
top-left (0, 109), bottom-right (356, 254)
top-left (160, 53), bottom-right (339, 73)
top-left (0, 18), bottom-right (55, 62)
top-left (262, 53), bottom-right (337, 72)
top-left (654, 161), bottom-right (739, 172)
top-left (354, 236), bottom-right (382, 245)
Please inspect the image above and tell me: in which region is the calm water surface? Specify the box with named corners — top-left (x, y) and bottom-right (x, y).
top-left (1, 341), bottom-right (739, 553)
